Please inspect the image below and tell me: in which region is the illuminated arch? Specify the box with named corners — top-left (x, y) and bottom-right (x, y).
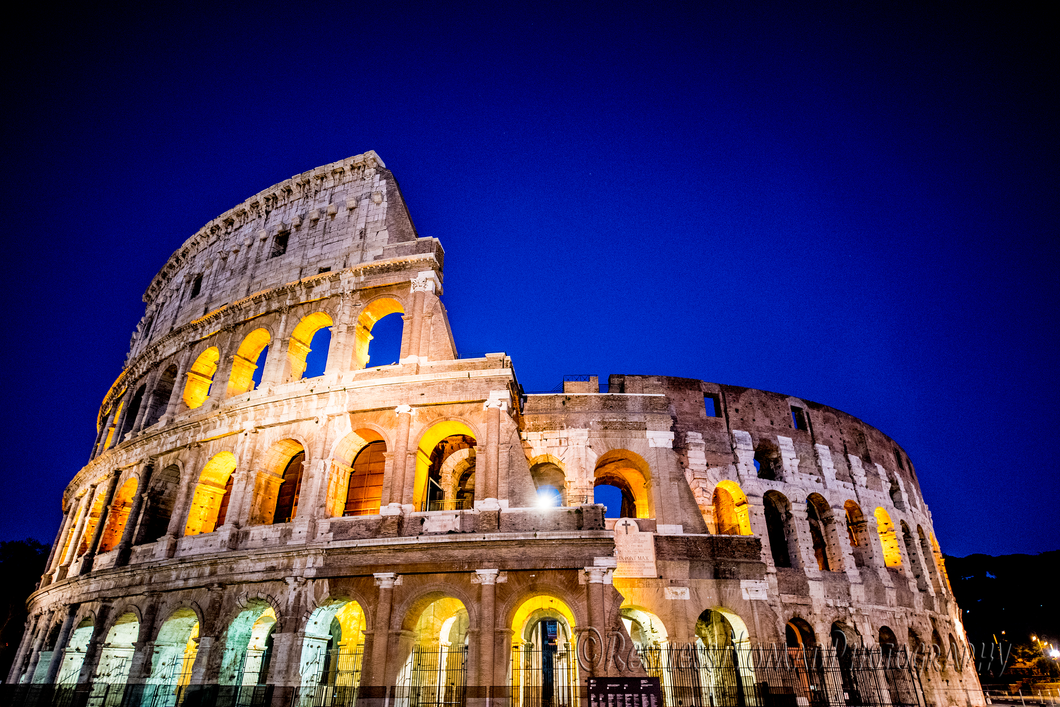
top-left (146, 608), bottom-right (200, 691)
top-left (510, 594), bottom-right (578, 707)
top-left (298, 598), bottom-right (367, 692)
top-left (413, 420), bottom-right (478, 511)
top-left (93, 612), bottom-right (139, 684)
top-left (77, 491), bottom-right (108, 557)
top-left (593, 449), bottom-right (652, 519)
top-left (218, 601), bottom-right (277, 686)
top-left (712, 480), bottom-right (752, 535)
top-left (227, 327), bottom-right (271, 396)
top-left (395, 595), bottom-right (470, 701)
top-left (247, 439), bottom-right (305, 526)
top-left (874, 507), bottom-right (902, 568)
top-left (288, 312), bottom-right (333, 381)
top-left (97, 477), bottom-right (139, 553)
top-left (182, 347), bottom-right (220, 409)
top-left (184, 451), bottom-right (237, 536)
top-left (620, 606), bottom-right (668, 648)
top-left (344, 440), bottom-right (387, 516)
top-left (353, 297), bottom-right (404, 370)
top-left (529, 457), bottom-right (566, 507)
top-left (328, 428), bottom-right (386, 516)
top-left (56, 618), bottom-right (95, 684)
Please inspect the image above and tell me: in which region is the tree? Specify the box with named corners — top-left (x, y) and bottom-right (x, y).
top-left (0, 539), bottom-right (49, 681)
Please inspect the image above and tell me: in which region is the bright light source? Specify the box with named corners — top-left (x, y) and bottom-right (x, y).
top-left (1050, 649), bottom-right (1060, 659)
top-left (536, 485), bottom-right (561, 509)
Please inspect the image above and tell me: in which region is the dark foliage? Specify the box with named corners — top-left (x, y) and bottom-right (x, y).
top-left (0, 540), bottom-right (49, 681)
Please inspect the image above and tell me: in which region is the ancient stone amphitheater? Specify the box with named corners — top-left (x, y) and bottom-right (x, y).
top-left (8, 152), bottom-right (983, 707)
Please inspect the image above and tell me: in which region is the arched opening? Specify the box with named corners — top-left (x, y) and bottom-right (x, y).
top-left (786, 618), bottom-right (827, 702)
top-left (117, 384), bottom-right (146, 440)
top-left (227, 328), bottom-right (271, 397)
top-left (878, 626), bottom-right (899, 656)
top-left (917, 526), bottom-right (943, 594)
top-left (530, 460), bottom-right (566, 508)
top-left (145, 609), bottom-right (199, 697)
top-left (931, 629), bottom-right (945, 672)
top-left (621, 607), bottom-right (668, 649)
top-left (345, 441), bottom-right (386, 516)
top-left (397, 597), bottom-right (469, 704)
top-left (298, 600), bottom-right (366, 698)
top-left (843, 501), bottom-right (871, 568)
top-left (288, 312), bottom-right (333, 381)
top-left (56, 618), bottom-right (94, 684)
top-left (874, 508), bottom-right (902, 568)
top-left (754, 442), bottom-right (780, 481)
top-left (353, 298), bottom-right (404, 369)
top-left (97, 395), bottom-right (123, 454)
top-left (77, 493), bottom-right (107, 557)
top-left (511, 595), bottom-right (577, 707)
top-left (98, 477), bottom-right (138, 554)
top-left (182, 347), bottom-right (220, 409)
top-left (414, 422), bottom-right (477, 512)
top-left (142, 365), bottom-right (178, 429)
top-left (712, 481), bottom-right (752, 535)
top-left (136, 465), bottom-right (180, 545)
top-left (687, 609), bottom-right (754, 707)
top-left (272, 452), bottom-right (304, 525)
top-left (831, 622), bottom-right (862, 706)
top-left (93, 612), bottom-right (139, 684)
top-left (184, 452), bottom-right (237, 536)
top-left (806, 493), bottom-right (841, 572)
top-left (248, 440), bottom-right (305, 526)
top-left (888, 479), bottom-right (905, 511)
top-left (593, 450), bottom-right (652, 519)
top-left (763, 491), bottom-right (794, 569)
top-left (930, 533), bottom-right (953, 594)
top-left (218, 602), bottom-right (277, 686)
top-left (901, 521), bottom-right (928, 590)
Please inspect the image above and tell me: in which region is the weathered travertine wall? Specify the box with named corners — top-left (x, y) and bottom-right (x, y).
top-left (9, 155), bottom-right (983, 707)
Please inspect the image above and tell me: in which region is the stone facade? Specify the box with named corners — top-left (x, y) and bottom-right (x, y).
top-left (9, 153), bottom-right (983, 707)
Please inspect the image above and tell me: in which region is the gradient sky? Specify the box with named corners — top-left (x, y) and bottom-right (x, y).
top-left (2, 2), bottom-right (1056, 557)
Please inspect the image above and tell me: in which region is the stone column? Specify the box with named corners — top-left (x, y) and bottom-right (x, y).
top-left (160, 349), bottom-right (193, 423)
top-left (474, 570), bottom-right (499, 696)
top-left (59, 489), bottom-right (96, 575)
top-left (128, 379), bottom-right (155, 437)
top-left (364, 573), bottom-right (397, 688)
top-left (21, 612), bottom-right (55, 684)
top-left (484, 401), bottom-right (501, 501)
top-left (788, 501), bottom-right (820, 578)
top-left (43, 605), bottom-right (78, 684)
top-left (260, 308), bottom-right (292, 385)
top-left (116, 461), bottom-right (155, 567)
top-left (74, 604), bottom-right (111, 684)
top-left (402, 285), bottom-right (427, 364)
top-left (43, 505), bottom-right (76, 581)
top-left (289, 417), bottom-right (332, 543)
top-left (387, 406), bottom-right (412, 507)
top-left (125, 595), bottom-right (160, 683)
top-left (80, 473), bottom-right (120, 574)
top-left (7, 613), bottom-right (42, 683)
top-left (583, 566), bottom-right (612, 677)
top-left (326, 293), bottom-right (359, 374)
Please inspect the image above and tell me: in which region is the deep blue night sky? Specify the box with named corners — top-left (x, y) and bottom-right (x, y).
top-left (2, 2), bottom-right (1056, 557)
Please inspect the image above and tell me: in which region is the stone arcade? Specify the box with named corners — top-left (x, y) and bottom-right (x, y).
top-left (9, 152), bottom-right (984, 707)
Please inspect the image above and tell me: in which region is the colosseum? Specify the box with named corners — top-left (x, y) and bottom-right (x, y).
top-left (7, 152), bottom-right (984, 707)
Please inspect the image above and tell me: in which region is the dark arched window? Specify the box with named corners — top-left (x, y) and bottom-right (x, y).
top-left (214, 475), bottom-right (235, 528)
top-left (345, 442), bottom-right (386, 516)
top-left (273, 452), bottom-right (305, 524)
top-left (764, 492), bottom-right (792, 568)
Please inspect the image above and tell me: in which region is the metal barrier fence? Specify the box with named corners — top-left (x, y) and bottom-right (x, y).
top-left (633, 646), bottom-right (924, 707)
top-left (0, 646), bottom-right (924, 707)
